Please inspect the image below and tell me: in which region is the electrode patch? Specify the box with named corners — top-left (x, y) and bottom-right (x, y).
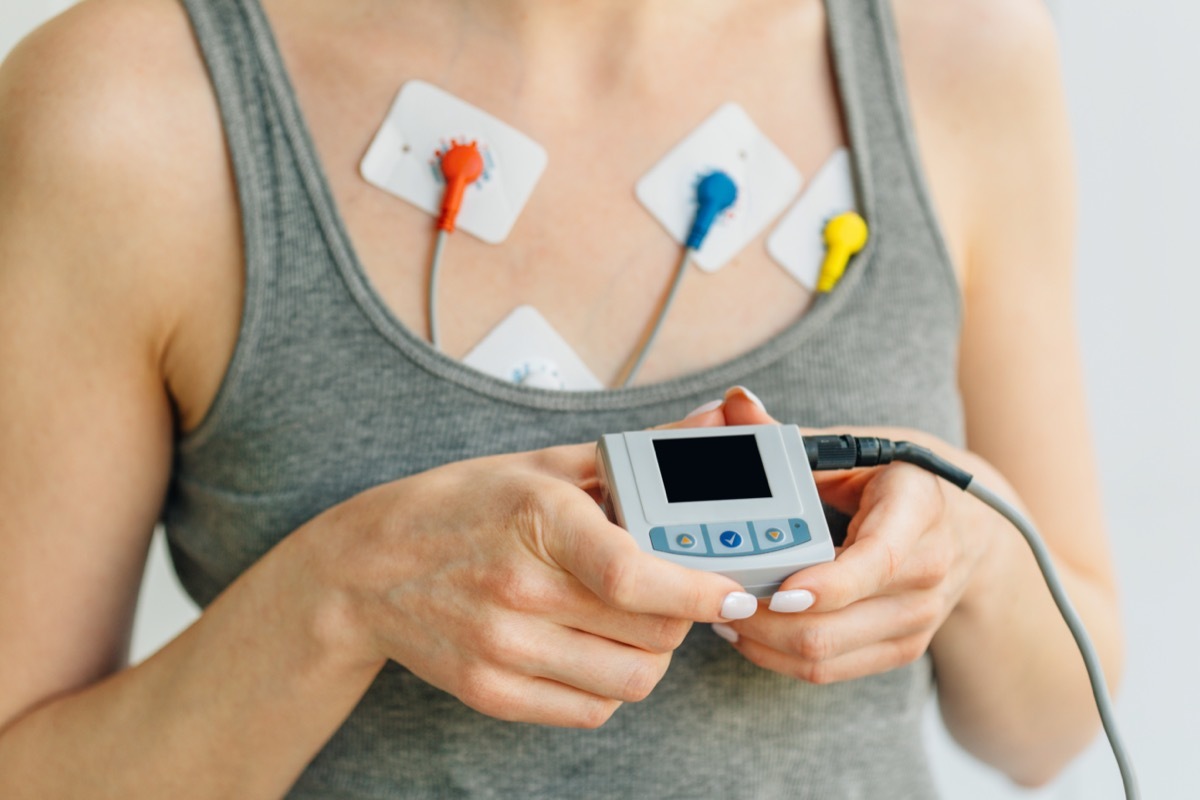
top-left (360, 80), bottom-right (548, 244)
top-left (461, 305), bottom-right (603, 391)
top-left (766, 148), bottom-right (857, 289)
top-left (635, 103), bottom-right (803, 273)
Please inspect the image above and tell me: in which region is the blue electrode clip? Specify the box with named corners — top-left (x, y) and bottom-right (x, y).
top-left (685, 171), bottom-right (739, 249)
top-left (616, 170), bottom-right (740, 387)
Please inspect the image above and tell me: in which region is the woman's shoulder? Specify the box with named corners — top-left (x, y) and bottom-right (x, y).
top-left (0, 0), bottom-right (243, 424)
top-left (891, 0), bottom-right (1060, 78)
top-left (0, 0), bottom-right (216, 167)
top-left (888, 0), bottom-right (1069, 282)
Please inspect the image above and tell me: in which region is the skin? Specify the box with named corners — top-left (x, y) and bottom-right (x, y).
top-left (0, 0), bottom-right (1119, 795)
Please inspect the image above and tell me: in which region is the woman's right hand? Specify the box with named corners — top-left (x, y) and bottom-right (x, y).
top-left (294, 441), bottom-right (756, 729)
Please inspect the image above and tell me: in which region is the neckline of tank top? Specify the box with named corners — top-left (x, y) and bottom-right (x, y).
top-left (239, 0), bottom-right (882, 412)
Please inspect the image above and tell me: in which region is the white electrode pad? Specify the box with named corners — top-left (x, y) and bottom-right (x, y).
top-left (360, 80), bottom-right (548, 244)
top-left (461, 305), bottom-right (604, 391)
top-left (635, 103), bottom-right (803, 273)
top-left (766, 148), bottom-right (857, 289)
top-left (598, 424), bottom-right (834, 597)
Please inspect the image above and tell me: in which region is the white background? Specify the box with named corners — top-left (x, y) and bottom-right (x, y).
top-left (2, 2), bottom-right (1196, 798)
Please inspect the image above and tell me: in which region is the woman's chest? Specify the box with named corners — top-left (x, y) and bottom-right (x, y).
top-left (272, 1), bottom-right (851, 387)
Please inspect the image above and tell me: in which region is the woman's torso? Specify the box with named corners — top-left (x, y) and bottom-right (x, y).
top-left (164, 0), bottom-right (965, 796)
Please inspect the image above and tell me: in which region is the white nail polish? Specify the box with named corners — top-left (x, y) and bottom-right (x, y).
top-left (712, 623), bottom-right (739, 644)
top-left (685, 399), bottom-right (723, 418)
top-left (720, 591), bottom-right (758, 620)
top-left (727, 385), bottom-right (766, 411)
top-left (769, 589), bottom-right (815, 613)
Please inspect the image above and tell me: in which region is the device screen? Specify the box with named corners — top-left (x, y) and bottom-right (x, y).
top-left (653, 434), bottom-right (773, 503)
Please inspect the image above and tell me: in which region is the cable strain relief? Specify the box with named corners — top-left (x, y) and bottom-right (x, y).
top-left (685, 206), bottom-right (719, 249)
top-left (892, 441), bottom-right (974, 490)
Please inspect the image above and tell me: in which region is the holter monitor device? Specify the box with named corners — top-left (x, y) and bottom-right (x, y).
top-left (597, 424), bottom-right (835, 598)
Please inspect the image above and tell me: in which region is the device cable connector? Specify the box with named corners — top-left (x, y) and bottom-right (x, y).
top-left (803, 434), bottom-right (972, 489)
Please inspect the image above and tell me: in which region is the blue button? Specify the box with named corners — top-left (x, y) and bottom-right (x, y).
top-left (709, 522), bottom-right (754, 555)
top-left (719, 530), bottom-right (743, 549)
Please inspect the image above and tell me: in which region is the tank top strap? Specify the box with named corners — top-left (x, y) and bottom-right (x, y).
top-left (179, 0), bottom-right (282, 306)
top-left (179, 0), bottom-right (363, 451)
top-left (827, 0), bottom-right (960, 304)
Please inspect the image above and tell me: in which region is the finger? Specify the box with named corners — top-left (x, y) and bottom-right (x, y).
top-left (727, 592), bottom-right (942, 663)
top-left (547, 502), bottom-right (756, 623)
top-left (551, 585), bottom-right (693, 654)
top-left (456, 668), bottom-right (622, 729)
top-left (524, 443), bottom-right (611, 503)
top-left (526, 624), bottom-right (673, 703)
top-left (729, 631), bottom-right (931, 685)
top-left (653, 397), bottom-right (728, 429)
top-left (504, 562), bottom-right (694, 653)
top-left (656, 384), bottom-right (779, 431)
top-left (769, 465), bottom-right (942, 612)
top-left (719, 385), bottom-right (779, 427)
top-left (526, 441), bottom-right (598, 486)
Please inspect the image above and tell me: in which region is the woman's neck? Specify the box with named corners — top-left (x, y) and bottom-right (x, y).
top-left (440, 0), bottom-right (748, 99)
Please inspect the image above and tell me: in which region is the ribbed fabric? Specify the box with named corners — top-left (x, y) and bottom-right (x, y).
top-left (167, 0), bottom-right (962, 796)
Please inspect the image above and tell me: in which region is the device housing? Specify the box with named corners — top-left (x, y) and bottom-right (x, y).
top-left (597, 424), bottom-right (834, 598)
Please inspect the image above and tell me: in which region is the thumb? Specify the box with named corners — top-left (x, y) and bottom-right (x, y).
top-left (721, 385), bottom-right (778, 426)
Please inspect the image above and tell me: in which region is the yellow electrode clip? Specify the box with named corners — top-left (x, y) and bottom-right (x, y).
top-left (816, 212), bottom-right (869, 293)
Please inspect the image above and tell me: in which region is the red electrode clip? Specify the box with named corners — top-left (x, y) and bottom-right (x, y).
top-left (437, 140), bottom-right (485, 233)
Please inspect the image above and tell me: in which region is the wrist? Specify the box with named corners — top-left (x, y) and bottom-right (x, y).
top-left (283, 508), bottom-right (390, 677)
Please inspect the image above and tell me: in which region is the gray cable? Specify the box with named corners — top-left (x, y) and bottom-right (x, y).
top-left (966, 480), bottom-right (1140, 800)
top-left (617, 247), bottom-right (695, 388)
top-left (428, 229), bottom-right (449, 349)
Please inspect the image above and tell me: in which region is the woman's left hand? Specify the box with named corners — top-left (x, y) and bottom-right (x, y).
top-left (704, 387), bottom-right (1005, 684)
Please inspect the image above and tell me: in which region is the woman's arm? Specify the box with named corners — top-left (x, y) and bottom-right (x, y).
top-left (902, 0), bottom-right (1122, 784)
top-left (0, 7), bottom-right (386, 796)
top-left (707, 0), bottom-right (1122, 787)
top-left (0, 6), bottom-right (748, 797)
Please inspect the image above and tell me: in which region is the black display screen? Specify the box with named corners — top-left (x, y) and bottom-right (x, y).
top-left (653, 434), bottom-right (772, 503)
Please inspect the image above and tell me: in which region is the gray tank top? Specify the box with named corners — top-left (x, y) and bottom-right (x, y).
top-left (168, 0), bottom-right (963, 796)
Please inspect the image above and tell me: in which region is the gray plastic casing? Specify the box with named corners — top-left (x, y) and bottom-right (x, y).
top-left (597, 424), bottom-right (834, 597)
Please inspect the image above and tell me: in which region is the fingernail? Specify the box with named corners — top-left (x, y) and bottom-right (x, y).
top-left (685, 399), bottom-right (724, 419)
top-left (712, 623), bottom-right (739, 644)
top-left (720, 591), bottom-right (758, 620)
top-left (726, 385), bottom-right (766, 411)
top-left (769, 589), bottom-right (815, 613)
